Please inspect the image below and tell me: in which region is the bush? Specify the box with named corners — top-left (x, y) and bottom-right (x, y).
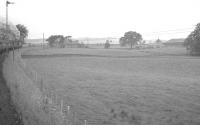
top-left (104, 40), bottom-right (110, 49)
top-left (184, 23), bottom-right (200, 55)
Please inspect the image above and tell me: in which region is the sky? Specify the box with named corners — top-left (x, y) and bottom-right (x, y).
top-left (0, 0), bottom-right (200, 41)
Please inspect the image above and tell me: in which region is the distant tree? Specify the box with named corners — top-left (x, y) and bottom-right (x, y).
top-left (46, 35), bottom-right (55, 47)
top-left (119, 37), bottom-right (126, 47)
top-left (184, 23), bottom-right (200, 55)
top-left (46, 35), bottom-right (64, 47)
top-left (65, 36), bottom-right (73, 47)
top-left (78, 42), bottom-right (85, 48)
top-left (104, 40), bottom-right (110, 49)
top-left (119, 31), bottom-right (142, 49)
top-left (65, 36), bottom-right (72, 40)
top-left (59, 36), bottom-right (65, 48)
top-left (16, 24), bottom-right (28, 44)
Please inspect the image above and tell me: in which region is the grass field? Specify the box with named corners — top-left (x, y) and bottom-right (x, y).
top-left (22, 46), bottom-right (200, 125)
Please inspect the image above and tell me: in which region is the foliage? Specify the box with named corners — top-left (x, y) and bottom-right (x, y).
top-left (0, 28), bottom-right (17, 41)
top-left (64, 36), bottom-right (74, 47)
top-left (184, 23), bottom-right (200, 55)
top-left (46, 35), bottom-right (82, 48)
top-left (104, 40), bottom-right (111, 49)
top-left (16, 24), bottom-right (28, 44)
top-left (77, 42), bottom-right (85, 48)
top-left (119, 37), bottom-right (126, 47)
top-left (0, 28), bottom-right (10, 40)
top-left (59, 36), bottom-right (65, 48)
top-left (46, 35), bottom-right (64, 47)
top-left (119, 31), bottom-right (142, 48)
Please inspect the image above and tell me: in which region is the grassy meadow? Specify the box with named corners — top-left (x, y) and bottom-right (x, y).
top-left (22, 46), bottom-right (200, 125)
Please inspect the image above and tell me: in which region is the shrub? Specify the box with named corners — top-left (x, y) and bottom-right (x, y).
top-left (184, 23), bottom-right (200, 55)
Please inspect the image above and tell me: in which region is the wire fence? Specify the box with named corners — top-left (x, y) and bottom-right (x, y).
top-left (18, 54), bottom-right (91, 125)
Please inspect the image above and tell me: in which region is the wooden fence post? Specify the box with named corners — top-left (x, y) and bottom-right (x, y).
top-left (67, 105), bottom-right (70, 116)
top-left (61, 100), bottom-right (63, 113)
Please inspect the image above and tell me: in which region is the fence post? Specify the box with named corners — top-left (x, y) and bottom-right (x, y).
top-left (67, 105), bottom-right (70, 118)
top-left (73, 112), bottom-right (76, 125)
top-left (40, 78), bottom-right (43, 92)
top-left (61, 99), bottom-right (63, 113)
top-left (35, 72), bottom-right (37, 82)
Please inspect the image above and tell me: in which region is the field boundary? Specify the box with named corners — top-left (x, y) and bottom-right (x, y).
top-left (21, 53), bottom-right (191, 59)
top-left (2, 50), bottom-right (93, 125)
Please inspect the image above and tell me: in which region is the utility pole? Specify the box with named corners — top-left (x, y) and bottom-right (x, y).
top-left (6, 1), bottom-right (8, 30)
top-left (6, 1), bottom-right (14, 61)
top-left (6, 1), bottom-right (14, 29)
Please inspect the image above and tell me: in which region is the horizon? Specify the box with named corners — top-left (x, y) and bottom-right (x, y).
top-left (25, 37), bottom-right (185, 44)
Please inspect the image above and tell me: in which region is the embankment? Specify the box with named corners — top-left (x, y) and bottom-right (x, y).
top-left (3, 51), bottom-right (65, 125)
top-left (0, 53), bottom-right (23, 125)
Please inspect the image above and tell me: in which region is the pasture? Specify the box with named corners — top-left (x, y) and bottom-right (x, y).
top-left (22, 46), bottom-right (200, 125)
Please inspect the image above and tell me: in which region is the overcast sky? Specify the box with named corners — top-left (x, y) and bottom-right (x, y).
top-left (1, 0), bottom-right (199, 40)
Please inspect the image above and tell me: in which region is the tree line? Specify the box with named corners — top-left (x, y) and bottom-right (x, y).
top-left (1, 21), bottom-right (200, 56)
top-left (46, 35), bottom-right (85, 48)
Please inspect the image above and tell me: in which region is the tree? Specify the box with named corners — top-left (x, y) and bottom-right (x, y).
top-left (59, 36), bottom-right (65, 48)
top-left (119, 37), bottom-right (126, 47)
top-left (0, 28), bottom-right (11, 40)
top-left (65, 36), bottom-right (73, 47)
top-left (46, 35), bottom-right (56, 47)
top-left (46, 35), bottom-right (64, 48)
top-left (119, 31), bottom-right (142, 49)
top-left (0, 27), bottom-right (18, 41)
top-left (184, 23), bottom-right (200, 55)
top-left (77, 42), bottom-right (85, 48)
top-left (16, 24), bottom-right (28, 44)
top-left (104, 40), bottom-right (110, 49)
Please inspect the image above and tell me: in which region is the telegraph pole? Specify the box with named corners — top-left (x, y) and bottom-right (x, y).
top-left (6, 1), bottom-right (15, 61)
top-left (6, 1), bottom-right (8, 30)
top-left (6, 1), bottom-right (14, 29)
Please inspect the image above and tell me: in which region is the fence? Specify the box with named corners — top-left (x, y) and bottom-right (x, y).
top-left (14, 51), bottom-right (91, 125)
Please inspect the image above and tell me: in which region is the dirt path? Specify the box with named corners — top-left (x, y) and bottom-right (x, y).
top-left (0, 54), bottom-right (23, 125)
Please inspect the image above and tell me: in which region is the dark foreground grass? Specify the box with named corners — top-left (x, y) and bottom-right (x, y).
top-left (0, 54), bottom-right (23, 125)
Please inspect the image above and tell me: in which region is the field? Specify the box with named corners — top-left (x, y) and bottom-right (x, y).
top-left (22, 46), bottom-right (200, 125)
